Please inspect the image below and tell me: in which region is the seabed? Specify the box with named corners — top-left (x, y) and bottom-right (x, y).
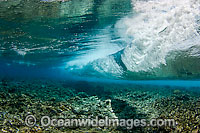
top-left (0, 79), bottom-right (200, 132)
top-left (1, 0), bottom-right (200, 132)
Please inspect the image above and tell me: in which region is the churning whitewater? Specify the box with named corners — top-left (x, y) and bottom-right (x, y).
top-left (66, 0), bottom-right (200, 79)
top-left (0, 0), bottom-right (200, 79)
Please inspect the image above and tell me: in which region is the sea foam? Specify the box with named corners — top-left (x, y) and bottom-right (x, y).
top-left (67, 0), bottom-right (200, 78)
top-left (120, 0), bottom-right (200, 72)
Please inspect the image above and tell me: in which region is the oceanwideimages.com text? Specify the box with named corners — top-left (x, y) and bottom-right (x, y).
top-left (25, 115), bottom-right (176, 129)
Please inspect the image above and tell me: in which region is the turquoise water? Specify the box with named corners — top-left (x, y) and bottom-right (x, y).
top-left (0, 0), bottom-right (200, 92)
top-left (0, 0), bottom-right (132, 67)
top-left (0, 1), bottom-right (200, 132)
top-left (1, 0), bottom-right (200, 80)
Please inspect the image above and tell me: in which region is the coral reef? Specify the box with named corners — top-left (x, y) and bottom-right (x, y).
top-left (0, 79), bottom-right (200, 132)
top-left (0, 80), bottom-right (118, 132)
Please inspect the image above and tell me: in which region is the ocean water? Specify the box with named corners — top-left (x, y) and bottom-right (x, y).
top-left (0, 0), bottom-right (200, 80)
top-left (0, 0), bottom-right (200, 132)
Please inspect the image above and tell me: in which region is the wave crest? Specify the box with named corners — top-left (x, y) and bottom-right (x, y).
top-left (67, 0), bottom-right (200, 79)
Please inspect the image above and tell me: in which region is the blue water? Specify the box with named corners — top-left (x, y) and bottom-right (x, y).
top-left (1, 1), bottom-right (200, 132)
top-left (0, 0), bottom-right (131, 76)
top-left (0, 0), bottom-right (200, 85)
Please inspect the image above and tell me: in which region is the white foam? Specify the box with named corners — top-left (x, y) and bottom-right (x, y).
top-left (120, 0), bottom-right (200, 72)
top-left (67, 0), bottom-right (200, 77)
top-left (66, 26), bottom-right (124, 70)
top-left (90, 56), bottom-right (123, 76)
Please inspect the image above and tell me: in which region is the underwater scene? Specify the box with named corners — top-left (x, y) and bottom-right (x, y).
top-left (0, 0), bottom-right (200, 132)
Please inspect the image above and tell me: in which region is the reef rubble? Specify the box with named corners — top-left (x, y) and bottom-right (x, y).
top-left (0, 79), bottom-right (200, 132)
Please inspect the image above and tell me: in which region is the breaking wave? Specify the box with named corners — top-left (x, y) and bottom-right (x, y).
top-left (67, 0), bottom-right (200, 79)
